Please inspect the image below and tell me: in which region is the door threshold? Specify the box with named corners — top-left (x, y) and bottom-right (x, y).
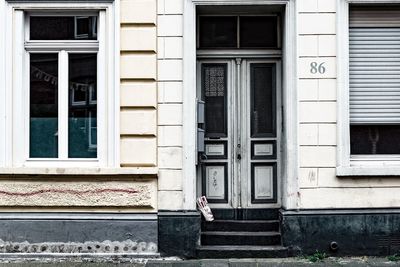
top-left (209, 208), bottom-right (280, 220)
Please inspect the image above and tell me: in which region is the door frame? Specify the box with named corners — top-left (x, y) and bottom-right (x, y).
top-left (182, 0), bottom-right (299, 211)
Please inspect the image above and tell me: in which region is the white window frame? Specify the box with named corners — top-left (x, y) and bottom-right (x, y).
top-left (1, 1), bottom-right (119, 170)
top-left (0, 0), bottom-right (6, 168)
top-left (337, 0), bottom-right (400, 176)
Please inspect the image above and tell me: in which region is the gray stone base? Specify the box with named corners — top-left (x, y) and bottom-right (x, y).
top-left (281, 209), bottom-right (400, 256)
top-left (158, 211), bottom-right (201, 259)
top-left (0, 213), bottom-right (158, 255)
top-left (0, 257), bottom-right (397, 266)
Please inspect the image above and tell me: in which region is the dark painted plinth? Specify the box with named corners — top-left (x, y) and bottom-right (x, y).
top-left (0, 213), bottom-right (159, 254)
top-left (0, 213), bottom-right (158, 244)
top-left (158, 211), bottom-right (201, 258)
top-left (281, 209), bottom-right (400, 256)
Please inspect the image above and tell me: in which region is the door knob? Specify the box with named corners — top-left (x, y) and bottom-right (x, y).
top-left (199, 153), bottom-right (208, 162)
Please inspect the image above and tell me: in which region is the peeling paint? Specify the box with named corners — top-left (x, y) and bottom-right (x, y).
top-left (0, 239), bottom-right (157, 254)
top-left (0, 182), bottom-right (154, 207)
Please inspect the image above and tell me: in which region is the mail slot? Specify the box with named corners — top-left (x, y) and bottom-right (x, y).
top-left (197, 100), bottom-right (205, 124)
top-left (197, 128), bottom-right (205, 153)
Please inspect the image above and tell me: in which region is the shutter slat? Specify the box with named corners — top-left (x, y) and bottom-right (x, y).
top-left (350, 58), bottom-right (400, 62)
top-left (350, 85), bottom-right (400, 89)
top-left (351, 79), bottom-right (400, 82)
top-left (350, 104), bottom-right (400, 108)
top-left (350, 55), bottom-right (400, 58)
top-left (351, 71), bottom-right (400, 75)
top-left (351, 62), bottom-right (400, 66)
top-left (349, 8), bottom-right (400, 124)
top-left (351, 92), bottom-right (400, 95)
top-left (351, 97), bottom-right (400, 100)
top-left (350, 67), bottom-right (400, 70)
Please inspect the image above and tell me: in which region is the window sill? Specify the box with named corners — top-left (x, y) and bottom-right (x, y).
top-left (0, 167), bottom-right (158, 176)
top-left (337, 166), bottom-right (400, 177)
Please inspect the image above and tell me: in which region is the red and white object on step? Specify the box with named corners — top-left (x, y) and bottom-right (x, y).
top-left (197, 196), bottom-right (214, 222)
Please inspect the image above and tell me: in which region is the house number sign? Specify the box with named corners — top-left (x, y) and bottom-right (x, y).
top-left (310, 62), bottom-right (326, 74)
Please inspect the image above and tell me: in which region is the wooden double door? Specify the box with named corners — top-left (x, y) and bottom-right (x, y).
top-left (197, 58), bottom-right (281, 209)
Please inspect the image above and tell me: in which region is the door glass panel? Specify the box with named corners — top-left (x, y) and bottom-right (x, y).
top-left (199, 16), bottom-right (237, 48)
top-left (30, 16), bottom-right (97, 40)
top-left (202, 64), bottom-right (227, 138)
top-left (240, 16), bottom-right (278, 48)
top-left (250, 63), bottom-right (275, 137)
top-left (30, 53), bottom-right (59, 158)
top-left (68, 53), bottom-right (97, 158)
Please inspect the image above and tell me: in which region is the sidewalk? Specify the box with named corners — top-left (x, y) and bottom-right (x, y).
top-left (0, 257), bottom-right (399, 266)
top-left (147, 258), bottom-right (400, 266)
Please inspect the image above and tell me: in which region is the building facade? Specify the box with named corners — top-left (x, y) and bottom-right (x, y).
top-left (0, 0), bottom-right (399, 258)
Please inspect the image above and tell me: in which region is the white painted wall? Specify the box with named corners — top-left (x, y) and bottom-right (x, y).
top-left (297, 0), bottom-right (400, 209)
top-left (157, 0), bottom-right (185, 210)
top-left (1, 0), bottom-right (400, 211)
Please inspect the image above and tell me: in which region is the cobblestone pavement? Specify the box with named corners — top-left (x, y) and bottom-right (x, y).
top-left (0, 257), bottom-right (399, 266)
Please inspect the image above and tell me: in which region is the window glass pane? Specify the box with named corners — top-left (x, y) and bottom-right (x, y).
top-left (199, 16), bottom-right (237, 48)
top-left (250, 64), bottom-right (275, 137)
top-left (351, 125), bottom-right (400, 154)
top-left (202, 64), bottom-right (227, 138)
top-left (240, 16), bottom-right (278, 48)
top-left (68, 53), bottom-right (97, 158)
top-left (30, 16), bottom-right (97, 40)
top-left (30, 53), bottom-right (58, 158)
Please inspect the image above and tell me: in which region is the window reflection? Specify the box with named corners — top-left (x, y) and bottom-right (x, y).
top-left (30, 53), bottom-right (59, 158)
top-left (351, 125), bottom-right (400, 154)
top-left (199, 16), bottom-right (237, 48)
top-left (68, 53), bottom-right (97, 158)
top-left (30, 16), bottom-right (97, 40)
top-left (240, 16), bottom-right (278, 48)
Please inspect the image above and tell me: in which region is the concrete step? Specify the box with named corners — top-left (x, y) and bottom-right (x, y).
top-left (196, 245), bottom-right (289, 258)
top-left (200, 231), bottom-right (281, 246)
top-left (202, 220), bottom-right (280, 232)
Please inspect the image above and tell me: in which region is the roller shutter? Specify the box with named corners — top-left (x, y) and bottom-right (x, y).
top-left (349, 7), bottom-right (400, 124)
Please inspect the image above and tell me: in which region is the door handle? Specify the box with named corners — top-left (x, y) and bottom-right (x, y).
top-left (200, 153), bottom-right (208, 162)
top-left (237, 143), bottom-right (241, 160)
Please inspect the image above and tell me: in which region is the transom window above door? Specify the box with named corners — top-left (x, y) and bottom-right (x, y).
top-left (198, 15), bottom-right (280, 49)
